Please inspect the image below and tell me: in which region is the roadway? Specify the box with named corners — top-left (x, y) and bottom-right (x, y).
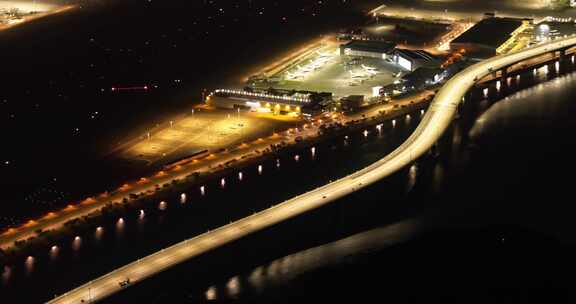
top-left (47, 35), bottom-right (576, 304)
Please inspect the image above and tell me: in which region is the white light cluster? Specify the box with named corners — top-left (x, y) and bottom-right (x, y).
top-left (544, 16), bottom-right (573, 23)
top-left (212, 89), bottom-right (311, 103)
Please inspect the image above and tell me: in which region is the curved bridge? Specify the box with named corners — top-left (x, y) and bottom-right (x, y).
top-left (48, 36), bottom-right (576, 304)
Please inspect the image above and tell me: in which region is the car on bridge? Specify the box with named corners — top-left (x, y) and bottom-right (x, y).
top-left (118, 278), bottom-right (131, 287)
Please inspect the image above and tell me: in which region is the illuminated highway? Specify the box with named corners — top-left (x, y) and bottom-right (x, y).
top-left (48, 36), bottom-right (576, 303)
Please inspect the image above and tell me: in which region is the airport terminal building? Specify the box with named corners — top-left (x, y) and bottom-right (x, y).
top-left (206, 89), bottom-right (329, 116)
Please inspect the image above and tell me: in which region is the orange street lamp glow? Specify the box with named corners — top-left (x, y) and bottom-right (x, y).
top-left (81, 198), bottom-right (96, 205)
top-left (3, 228), bottom-right (17, 236)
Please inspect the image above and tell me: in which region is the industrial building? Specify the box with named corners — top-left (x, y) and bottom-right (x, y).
top-left (392, 49), bottom-right (440, 72)
top-left (534, 21), bottom-right (576, 43)
top-left (400, 67), bottom-right (444, 90)
top-left (339, 40), bottom-right (439, 72)
top-left (450, 16), bottom-right (532, 57)
top-left (340, 95), bottom-right (366, 111)
top-left (206, 88), bottom-right (329, 116)
top-left (339, 40), bottom-right (396, 59)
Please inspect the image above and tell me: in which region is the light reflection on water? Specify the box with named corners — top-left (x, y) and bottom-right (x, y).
top-left (137, 210), bottom-right (146, 232)
top-left (25, 256), bottom-right (34, 276)
top-left (248, 266), bottom-right (265, 292)
top-left (470, 71), bottom-right (576, 140)
top-left (431, 163), bottom-right (445, 194)
top-left (452, 123), bottom-right (462, 152)
top-left (50, 245), bottom-right (59, 261)
top-left (95, 226), bottom-right (104, 241)
top-left (226, 276), bottom-right (241, 298)
top-left (2, 266), bottom-right (11, 285)
top-left (116, 218), bottom-right (125, 239)
top-left (72, 236), bottom-right (82, 251)
top-left (406, 164), bottom-right (418, 193)
top-left (211, 220), bottom-right (420, 299)
top-left (205, 285), bottom-right (217, 301)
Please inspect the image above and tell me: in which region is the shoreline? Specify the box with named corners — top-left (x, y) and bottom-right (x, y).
top-left (0, 91), bottom-right (432, 253)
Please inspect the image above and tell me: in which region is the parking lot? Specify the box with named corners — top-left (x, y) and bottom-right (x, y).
top-left (119, 108), bottom-right (299, 165)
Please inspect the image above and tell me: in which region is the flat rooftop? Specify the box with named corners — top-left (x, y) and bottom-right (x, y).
top-left (213, 89), bottom-right (314, 106)
top-left (341, 40), bottom-right (396, 53)
top-left (452, 17), bottom-right (524, 49)
top-left (395, 49), bottom-right (437, 62)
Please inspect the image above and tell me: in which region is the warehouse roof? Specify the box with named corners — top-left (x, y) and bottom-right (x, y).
top-left (395, 49), bottom-right (438, 62)
top-left (340, 40), bottom-right (396, 54)
top-left (451, 17), bottom-right (524, 49)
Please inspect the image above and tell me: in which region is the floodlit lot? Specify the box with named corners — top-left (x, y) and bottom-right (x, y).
top-left (120, 109), bottom-right (298, 164)
top-left (271, 46), bottom-right (403, 98)
top-left (0, 1), bottom-right (56, 12)
top-left (0, 1), bottom-right (70, 29)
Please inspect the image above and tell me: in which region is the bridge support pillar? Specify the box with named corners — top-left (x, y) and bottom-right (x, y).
top-left (496, 67), bottom-right (509, 92)
top-left (558, 50), bottom-right (567, 64)
top-left (559, 48), bottom-right (575, 73)
top-left (501, 68), bottom-right (508, 87)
